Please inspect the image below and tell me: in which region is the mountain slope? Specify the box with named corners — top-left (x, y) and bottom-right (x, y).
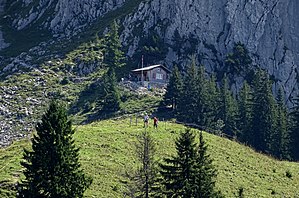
top-left (1, 118), bottom-right (299, 197)
top-left (122, 0), bottom-right (299, 103)
top-left (1, 0), bottom-right (298, 102)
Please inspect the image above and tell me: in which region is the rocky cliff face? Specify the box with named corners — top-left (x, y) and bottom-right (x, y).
top-left (7, 0), bottom-right (126, 36)
top-left (122, 0), bottom-right (299, 103)
top-left (0, 0), bottom-right (298, 146)
top-left (0, 0), bottom-right (9, 50)
top-left (1, 0), bottom-right (298, 102)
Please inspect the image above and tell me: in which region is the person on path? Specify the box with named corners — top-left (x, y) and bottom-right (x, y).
top-left (153, 116), bottom-right (158, 129)
top-left (144, 113), bottom-right (149, 128)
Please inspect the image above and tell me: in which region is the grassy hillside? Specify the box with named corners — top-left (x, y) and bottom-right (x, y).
top-left (1, 118), bottom-right (299, 197)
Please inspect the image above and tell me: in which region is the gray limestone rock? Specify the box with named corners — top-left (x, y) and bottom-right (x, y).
top-left (1, 0), bottom-right (299, 104)
top-left (122, 0), bottom-right (299, 104)
top-left (0, 0), bottom-right (9, 50)
top-left (10, 0), bottom-right (126, 36)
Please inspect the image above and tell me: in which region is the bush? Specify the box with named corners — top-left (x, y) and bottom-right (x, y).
top-left (286, 170), bottom-right (292, 178)
top-left (60, 77), bottom-right (69, 85)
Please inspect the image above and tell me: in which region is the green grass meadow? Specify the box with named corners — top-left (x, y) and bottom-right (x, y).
top-left (1, 118), bottom-right (299, 197)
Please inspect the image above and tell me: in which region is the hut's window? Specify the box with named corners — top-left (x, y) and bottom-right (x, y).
top-left (156, 73), bottom-right (163, 80)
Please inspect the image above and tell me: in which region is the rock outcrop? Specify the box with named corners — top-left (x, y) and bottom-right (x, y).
top-left (0, 0), bottom-right (9, 50)
top-left (1, 0), bottom-right (299, 102)
top-left (122, 0), bottom-right (299, 103)
top-left (7, 0), bottom-right (126, 37)
top-left (1, 0), bottom-right (299, 147)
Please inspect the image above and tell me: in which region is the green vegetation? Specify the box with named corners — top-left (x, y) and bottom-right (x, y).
top-left (218, 75), bottom-right (238, 136)
top-left (100, 68), bottom-right (121, 112)
top-left (225, 42), bottom-right (252, 76)
top-left (163, 65), bottom-right (183, 111)
top-left (133, 30), bottom-right (168, 66)
top-left (1, 118), bottom-right (299, 197)
top-left (290, 96), bottom-right (299, 160)
top-left (166, 58), bottom-right (292, 160)
top-left (127, 130), bottom-right (157, 197)
top-left (0, 0), bottom-right (145, 61)
top-left (18, 101), bottom-right (92, 198)
top-left (159, 129), bottom-right (222, 197)
top-left (177, 57), bottom-right (200, 123)
top-left (49, 0), bottom-right (147, 60)
top-left (102, 21), bottom-right (125, 70)
top-left (250, 69), bottom-right (279, 154)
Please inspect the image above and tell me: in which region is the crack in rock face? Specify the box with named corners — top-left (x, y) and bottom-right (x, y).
top-left (122, 0), bottom-right (299, 104)
top-left (1, 0), bottom-right (299, 104)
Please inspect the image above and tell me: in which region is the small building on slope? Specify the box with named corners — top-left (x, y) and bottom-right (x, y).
top-left (131, 64), bottom-right (171, 86)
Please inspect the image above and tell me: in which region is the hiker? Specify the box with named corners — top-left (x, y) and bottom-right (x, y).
top-left (153, 117), bottom-right (158, 129)
top-left (144, 113), bottom-right (149, 128)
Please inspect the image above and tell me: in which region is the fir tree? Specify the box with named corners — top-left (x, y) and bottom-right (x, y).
top-left (177, 58), bottom-right (199, 123)
top-left (17, 101), bottom-right (92, 198)
top-left (251, 70), bottom-right (277, 153)
top-left (159, 128), bottom-right (197, 197)
top-left (195, 65), bottom-right (209, 126)
top-left (275, 88), bottom-right (290, 160)
top-left (193, 132), bottom-right (223, 198)
top-left (101, 68), bottom-right (120, 112)
top-left (159, 129), bottom-right (221, 197)
top-left (237, 81), bottom-right (253, 143)
top-left (163, 65), bottom-right (183, 111)
top-left (289, 96), bottom-right (299, 160)
top-left (225, 42), bottom-right (252, 75)
top-left (218, 76), bottom-right (238, 136)
top-left (205, 75), bottom-right (221, 128)
top-left (103, 20), bottom-right (125, 69)
top-left (195, 132), bottom-right (222, 198)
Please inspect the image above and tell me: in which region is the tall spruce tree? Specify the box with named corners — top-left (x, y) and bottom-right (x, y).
top-left (193, 132), bottom-right (222, 198)
top-left (163, 65), bottom-right (183, 111)
top-left (251, 70), bottom-right (277, 153)
top-left (237, 81), bottom-right (253, 143)
top-left (195, 65), bottom-right (209, 126)
top-left (205, 75), bottom-right (220, 128)
top-left (289, 96), bottom-right (299, 160)
top-left (103, 20), bottom-right (125, 69)
top-left (274, 88), bottom-right (290, 159)
top-left (17, 101), bottom-right (92, 198)
top-left (218, 76), bottom-right (238, 136)
top-left (159, 129), bottom-right (221, 198)
top-left (177, 58), bottom-right (198, 123)
top-left (101, 68), bottom-right (120, 112)
top-left (159, 128), bottom-right (197, 197)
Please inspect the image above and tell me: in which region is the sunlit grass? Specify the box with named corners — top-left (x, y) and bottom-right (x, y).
top-left (1, 118), bottom-right (299, 197)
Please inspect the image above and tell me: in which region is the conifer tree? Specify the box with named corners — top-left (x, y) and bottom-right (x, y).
top-left (218, 76), bottom-right (238, 136)
top-left (17, 101), bottom-right (92, 198)
top-left (237, 81), bottom-right (253, 142)
top-left (159, 128), bottom-right (197, 197)
top-left (159, 129), bottom-right (221, 197)
top-left (163, 65), bottom-right (183, 111)
top-left (193, 132), bottom-right (222, 198)
top-left (251, 70), bottom-right (277, 153)
top-left (205, 75), bottom-right (220, 128)
top-left (177, 58), bottom-right (198, 123)
top-left (289, 96), bottom-right (299, 160)
top-left (103, 20), bottom-right (125, 69)
top-left (225, 42), bottom-right (252, 75)
top-left (195, 65), bottom-right (209, 126)
top-left (101, 68), bottom-right (120, 112)
top-left (274, 88), bottom-right (290, 159)
top-left (129, 131), bottom-right (157, 198)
